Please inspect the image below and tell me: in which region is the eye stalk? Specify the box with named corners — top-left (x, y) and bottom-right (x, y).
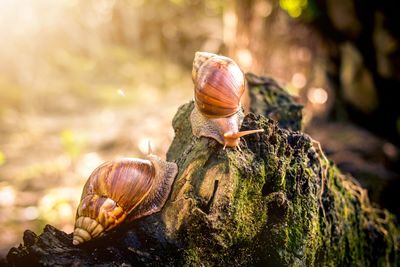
top-left (223, 129), bottom-right (265, 149)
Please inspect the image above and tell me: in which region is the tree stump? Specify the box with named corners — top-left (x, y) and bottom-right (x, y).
top-left (6, 74), bottom-right (399, 266)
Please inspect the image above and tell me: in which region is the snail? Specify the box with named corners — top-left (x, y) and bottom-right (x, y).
top-left (190, 52), bottom-right (264, 148)
top-left (72, 150), bottom-right (178, 245)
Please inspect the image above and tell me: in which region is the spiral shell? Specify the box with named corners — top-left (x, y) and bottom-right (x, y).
top-left (190, 52), bottom-right (263, 148)
top-left (73, 156), bottom-right (177, 245)
top-left (193, 52), bottom-right (245, 118)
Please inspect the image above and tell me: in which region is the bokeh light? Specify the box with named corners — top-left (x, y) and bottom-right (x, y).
top-left (236, 49), bottom-right (253, 70)
top-left (291, 72), bottom-right (307, 89)
top-left (279, 0), bottom-right (308, 18)
top-left (0, 186), bottom-right (15, 207)
top-left (307, 87), bottom-right (328, 105)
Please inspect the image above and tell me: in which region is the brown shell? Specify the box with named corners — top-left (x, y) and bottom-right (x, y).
top-left (73, 159), bottom-right (154, 244)
top-left (192, 51), bottom-right (215, 82)
top-left (194, 55), bottom-right (245, 118)
top-left (79, 158), bottom-right (155, 215)
top-left (73, 157), bottom-right (178, 245)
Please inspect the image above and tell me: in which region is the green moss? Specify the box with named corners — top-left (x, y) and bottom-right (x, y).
top-left (163, 102), bottom-right (399, 266)
top-left (229, 154), bottom-right (268, 243)
top-left (247, 73), bottom-right (303, 131)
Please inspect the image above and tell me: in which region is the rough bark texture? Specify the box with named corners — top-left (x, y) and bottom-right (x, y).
top-left (6, 75), bottom-right (399, 266)
top-left (246, 73), bottom-right (303, 132)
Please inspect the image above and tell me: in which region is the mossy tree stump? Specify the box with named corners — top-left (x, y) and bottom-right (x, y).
top-left (6, 75), bottom-right (399, 266)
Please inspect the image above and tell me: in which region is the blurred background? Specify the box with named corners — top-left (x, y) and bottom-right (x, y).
top-left (0, 0), bottom-right (399, 258)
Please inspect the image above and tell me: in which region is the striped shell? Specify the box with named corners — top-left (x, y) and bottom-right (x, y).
top-left (193, 52), bottom-right (245, 118)
top-left (190, 52), bottom-right (264, 148)
top-left (73, 156), bottom-right (177, 245)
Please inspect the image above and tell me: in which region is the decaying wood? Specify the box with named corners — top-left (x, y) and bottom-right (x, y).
top-left (6, 74), bottom-right (399, 266)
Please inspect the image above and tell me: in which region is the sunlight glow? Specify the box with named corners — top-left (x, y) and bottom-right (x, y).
top-left (236, 49), bottom-right (253, 69)
top-left (58, 203), bottom-right (73, 220)
top-left (117, 89), bottom-right (126, 97)
top-left (22, 206), bottom-right (39, 220)
top-left (255, 0), bottom-right (273, 18)
top-left (76, 152), bottom-right (103, 178)
top-left (38, 189), bottom-right (81, 223)
top-left (223, 9), bottom-right (237, 45)
top-left (0, 186), bottom-right (15, 207)
top-left (291, 72), bottom-right (307, 88)
top-left (307, 87), bottom-right (328, 105)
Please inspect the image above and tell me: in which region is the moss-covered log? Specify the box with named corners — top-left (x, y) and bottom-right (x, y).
top-left (6, 75), bottom-right (399, 266)
top-left (246, 73), bottom-right (303, 132)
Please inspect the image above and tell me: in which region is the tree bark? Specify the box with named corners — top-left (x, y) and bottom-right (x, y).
top-left (246, 73), bottom-right (303, 131)
top-left (6, 74), bottom-right (399, 266)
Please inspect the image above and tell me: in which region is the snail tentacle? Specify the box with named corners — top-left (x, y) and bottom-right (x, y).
top-left (190, 104), bottom-right (244, 146)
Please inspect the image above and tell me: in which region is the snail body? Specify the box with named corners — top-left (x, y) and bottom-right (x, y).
top-left (73, 154), bottom-right (177, 245)
top-left (190, 52), bottom-right (264, 148)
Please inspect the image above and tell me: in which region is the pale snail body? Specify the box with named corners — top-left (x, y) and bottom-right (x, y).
top-left (190, 52), bottom-right (264, 148)
top-left (73, 155), bottom-right (177, 245)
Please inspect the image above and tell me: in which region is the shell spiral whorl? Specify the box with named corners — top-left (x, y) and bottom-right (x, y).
top-left (73, 195), bottom-right (127, 245)
top-left (193, 52), bottom-right (245, 118)
top-left (190, 51), bottom-right (264, 148)
top-left (73, 156), bottom-right (177, 245)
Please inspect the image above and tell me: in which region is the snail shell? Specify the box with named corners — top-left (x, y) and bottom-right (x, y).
top-left (190, 52), bottom-right (263, 148)
top-left (193, 52), bottom-right (245, 117)
top-left (72, 155), bottom-right (177, 245)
